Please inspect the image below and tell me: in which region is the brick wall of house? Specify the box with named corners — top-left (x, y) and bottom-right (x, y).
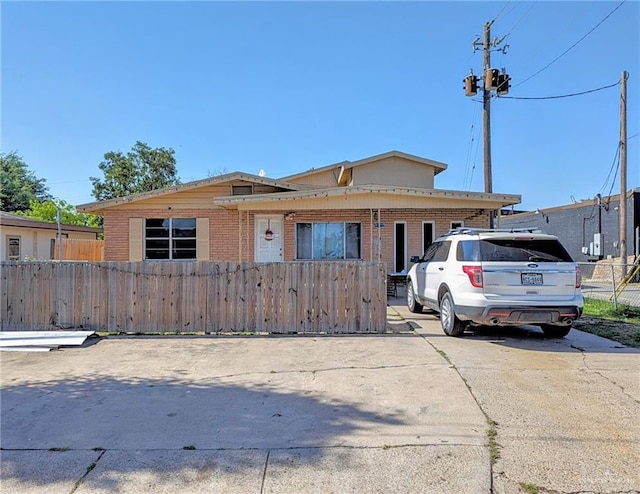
top-left (104, 209), bottom-right (242, 261)
top-left (104, 207), bottom-right (490, 267)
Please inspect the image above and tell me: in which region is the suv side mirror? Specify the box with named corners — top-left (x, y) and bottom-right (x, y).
top-left (410, 255), bottom-right (421, 263)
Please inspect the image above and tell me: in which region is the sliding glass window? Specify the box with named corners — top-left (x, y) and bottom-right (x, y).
top-left (296, 222), bottom-right (361, 260)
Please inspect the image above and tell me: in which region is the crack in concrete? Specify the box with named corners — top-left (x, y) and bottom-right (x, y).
top-left (573, 346), bottom-right (638, 404)
top-left (2, 443), bottom-right (479, 453)
top-left (413, 331), bottom-right (498, 494)
top-left (208, 362), bottom-right (442, 381)
top-left (498, 469), bottom-right (640, 494)
top-left (259, 449), bottom-right (270, 494)
top-left (69, 449), bottom-right (105, 494)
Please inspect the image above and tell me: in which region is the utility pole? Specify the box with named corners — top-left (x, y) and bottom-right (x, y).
top-left (464, 22), bottom-right (510, 227)
top-left (619, 70), bottom-right (628, 265)
top-left (483, 22), bottom-right (493, 195)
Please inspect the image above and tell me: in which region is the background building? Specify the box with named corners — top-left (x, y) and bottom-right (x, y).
top-left (499, 189), bottom-right (640, 262)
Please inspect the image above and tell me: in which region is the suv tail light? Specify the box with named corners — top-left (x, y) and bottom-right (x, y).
top-left (463, 265), bottom-right (483, 288)
top-left (575, 265), bottom-right (582, 288)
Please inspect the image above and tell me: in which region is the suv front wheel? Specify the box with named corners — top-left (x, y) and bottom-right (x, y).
top-left (440, 291), bottom-right (466, 336)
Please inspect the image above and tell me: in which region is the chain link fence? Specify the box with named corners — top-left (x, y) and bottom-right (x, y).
top-left (579, 260), bottom-right (640, 309)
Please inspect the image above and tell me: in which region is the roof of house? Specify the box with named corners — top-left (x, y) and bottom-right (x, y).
top-left (280, 150), bottom-right (448, 182)
top-left (76, 172), bottom-right (308, 213)
top-left (0, 211), bottom-right (103, 233)
top-left (75, 150), bottom-right (521, 213)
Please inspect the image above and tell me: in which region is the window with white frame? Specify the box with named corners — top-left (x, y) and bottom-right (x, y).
top-left (7, 237), bottom-right (20, 261)
top-left (393, 222), bottom-right (407, 273)
top-left (451, 221), bottom-right (464, 230)
top-left (145, 218), bottom-right (196, 260)
top-left (296, 222), bottom-right (361, 260)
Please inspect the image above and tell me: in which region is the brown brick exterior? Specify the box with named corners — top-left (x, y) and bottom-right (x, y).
top-left (104, 208), bottom-right (490, 270)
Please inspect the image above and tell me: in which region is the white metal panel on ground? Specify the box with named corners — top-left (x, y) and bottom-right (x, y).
top-left (0, 346), bottom-right (55, 352)
top-left (0, 331), bottom-right (95, 351)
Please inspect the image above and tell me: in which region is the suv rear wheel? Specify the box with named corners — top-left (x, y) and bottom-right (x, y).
top-left (407, 283), bottom-right (423, 313)
top-left (440, 291), bottom-right (466, 336)
top-left (540, 324), bottom-right (571, 338)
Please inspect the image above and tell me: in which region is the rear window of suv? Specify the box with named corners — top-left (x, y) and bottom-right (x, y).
top-left (457, 239), bottom-right (573, 262)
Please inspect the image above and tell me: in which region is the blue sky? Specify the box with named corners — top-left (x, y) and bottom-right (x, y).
top-left (2, 1), bottom-right (638, 211)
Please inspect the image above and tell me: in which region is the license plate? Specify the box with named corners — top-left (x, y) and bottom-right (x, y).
top-left (522, 273), bottom-right (543, 285)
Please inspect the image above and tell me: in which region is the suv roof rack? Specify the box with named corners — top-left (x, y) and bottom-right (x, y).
top-left (445, 227), bottom-right (541, 235)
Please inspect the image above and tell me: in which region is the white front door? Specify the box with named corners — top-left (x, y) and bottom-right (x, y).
top-left (255, 215), bottom-right (283, 262)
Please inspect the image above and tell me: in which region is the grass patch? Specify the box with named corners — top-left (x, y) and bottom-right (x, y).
top-left (583, 298), bottom-right (640, 321)
top-left (518, 482), bottom-right (539, 494)
top-left (574, 298), bottom-right (640, 348)
top-left (486, 418), bottom-right (500, 465)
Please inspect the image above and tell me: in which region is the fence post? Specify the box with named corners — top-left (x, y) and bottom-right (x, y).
top-left (610, 264), bottom-right (618, 310)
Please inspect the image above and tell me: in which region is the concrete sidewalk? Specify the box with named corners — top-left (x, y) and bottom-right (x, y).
top-left (1, 325), bottom-right (491, 493)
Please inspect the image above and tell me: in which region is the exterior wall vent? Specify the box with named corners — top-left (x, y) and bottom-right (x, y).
top-left (232, 185), bottom-right (253, 196)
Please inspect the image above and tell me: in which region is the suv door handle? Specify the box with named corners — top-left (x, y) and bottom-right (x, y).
top-left (438, 267), bottom-right (444, 271)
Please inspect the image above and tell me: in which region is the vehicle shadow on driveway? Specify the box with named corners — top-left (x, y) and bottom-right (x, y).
top-left (461, 325), bottom-right (640, 354)
top-left (391, 301), bottom-right (640, 354)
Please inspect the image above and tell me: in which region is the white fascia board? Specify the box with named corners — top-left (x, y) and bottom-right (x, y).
top-left (214, 185), bottom-right (521, 207)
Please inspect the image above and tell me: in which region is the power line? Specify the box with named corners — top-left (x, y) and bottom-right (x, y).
top-left (599, 143), bottom-right (621, 196)
top-left (605, 144), bottom-right (621, 204)
top-left (514, 0), bottom-right (626, 88)
top-left (498, 80), bottom-right (619, 100)
top-left (502, 1), bottom-right (538, 38)
top-left (491, 2), bottom-right (537, 70)
top-left (490, 1), bottom-right (511, 24)
top-left (463, 104), bottom-right (479, 190)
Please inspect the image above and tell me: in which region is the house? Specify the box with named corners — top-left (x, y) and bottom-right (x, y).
top-left (76, 151), bottom-right (521, 271)
top-left (0, 211), bottom-right (103, 261)
top-left (499, 188), bottom-right (640, 262)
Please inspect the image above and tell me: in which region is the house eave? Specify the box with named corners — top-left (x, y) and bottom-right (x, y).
top-left (214, 185), bottom-right (521, 209)
top-left (76, 172), bottom-right (306, 213)
top-left (0, 212), bottom-right (102, 234)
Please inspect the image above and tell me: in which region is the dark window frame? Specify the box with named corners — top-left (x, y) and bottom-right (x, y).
top-left (144, 218), bottom-right (197, 260)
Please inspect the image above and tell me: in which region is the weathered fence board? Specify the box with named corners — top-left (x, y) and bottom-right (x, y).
top-left (53, 238), bottom-right (105, 261)
top-left (1, 261), bottom-right (387, 334)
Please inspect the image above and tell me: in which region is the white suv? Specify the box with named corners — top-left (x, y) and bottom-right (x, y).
top-left (406, 228), bottom-right (583, 337)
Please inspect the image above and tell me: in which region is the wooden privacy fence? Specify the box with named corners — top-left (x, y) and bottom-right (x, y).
top-left (53, 238), bottom-right (105, 261)
top-left (1, 261), bottom-right (388, 334)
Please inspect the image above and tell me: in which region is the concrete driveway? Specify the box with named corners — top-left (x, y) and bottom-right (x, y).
top-left (393, 302), bottom-right (640, 494)
top-left (1, 303), bottom-right (639, 493)
top-left (1, 320), bottom-right (488, 494)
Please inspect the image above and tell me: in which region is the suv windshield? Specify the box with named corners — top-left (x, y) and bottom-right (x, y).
top-left (457, 239), bottom-right (573, 262)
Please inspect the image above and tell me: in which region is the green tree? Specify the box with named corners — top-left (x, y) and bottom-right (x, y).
top-left (90, 141), bottom-right (180, 201)
top-left (0, 151), bottom-right (50, 211)
top-left (15, 199), bottom-right (102, 228)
